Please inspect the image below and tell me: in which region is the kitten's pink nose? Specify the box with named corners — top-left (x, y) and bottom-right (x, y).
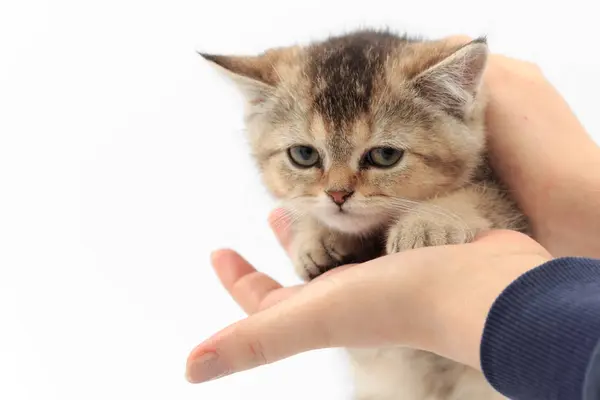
top-left (325, 190), bottom-right (354, 206)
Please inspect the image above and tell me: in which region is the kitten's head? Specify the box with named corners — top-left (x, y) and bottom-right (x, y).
top-left (201, 31), bottom-right (489, 234)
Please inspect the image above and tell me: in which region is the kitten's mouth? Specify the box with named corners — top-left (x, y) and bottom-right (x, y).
top-left (330, 206), bottom-right (355, 218)
top-left (316, 207), bottom-right (389, 236)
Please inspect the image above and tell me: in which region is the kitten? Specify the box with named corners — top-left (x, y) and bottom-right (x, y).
top-left (201, 30), bottom-right (528, 400)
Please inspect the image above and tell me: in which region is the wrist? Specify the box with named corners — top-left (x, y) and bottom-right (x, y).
top-left (416, 239), bottom-right (551, 370)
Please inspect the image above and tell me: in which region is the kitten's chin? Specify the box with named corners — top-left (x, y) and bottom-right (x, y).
top-left (316, 211), bottom-right (388, 236)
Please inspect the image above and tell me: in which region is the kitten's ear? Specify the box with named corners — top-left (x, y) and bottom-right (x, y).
top-left (412, 38), bottom-right (488, 118)
top-left (199, 52), bottom-right (279, 104)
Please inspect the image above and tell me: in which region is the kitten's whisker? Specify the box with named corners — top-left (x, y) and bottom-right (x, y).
top-left (463, 181), bottom-right (512, 194)
top-left (384, 198), bottom-right (472, 242)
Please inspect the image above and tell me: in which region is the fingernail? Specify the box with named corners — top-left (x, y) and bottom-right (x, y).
top-left (186, 352), bottom-right (229, 384)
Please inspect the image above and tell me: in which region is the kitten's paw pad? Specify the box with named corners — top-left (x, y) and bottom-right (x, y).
top-left (386, 215), bottom-right (471, 254)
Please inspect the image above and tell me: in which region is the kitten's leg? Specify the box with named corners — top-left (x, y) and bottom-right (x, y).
top-left (386, 187), bottom-right (492, 253)
top-left (380, 188), bottom-right (505, 397)
top-left (358, 192), bottom-right (508, 400)
top-left (290, 217), bottom-right (382, 281)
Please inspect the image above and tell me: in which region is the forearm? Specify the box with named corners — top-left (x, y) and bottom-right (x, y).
top-left (484, 59), bottom-right (600, 258)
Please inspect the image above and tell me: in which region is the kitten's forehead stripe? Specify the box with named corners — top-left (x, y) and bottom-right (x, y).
top-left (307, 31), bottom-right (412, 128)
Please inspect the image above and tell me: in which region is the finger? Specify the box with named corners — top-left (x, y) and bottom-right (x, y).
top-left (257, 285), bottom-right (304, 311)
top-left (211, 249), bottom-right (284, 315)
top-left (473, 229), bottom-right (524, 243)
top-left (186, 258), bottom-right (418, 384)
top-left (473, 229), bottom-right (539, 248)
top-left (473, 230), bottom-right (552, 258)
top-left (444, 34), bottom-right (473, 46)
top-left (268, 208), bottom-right (293, 253)
top-left (186, 280), bottom-right (340, 384)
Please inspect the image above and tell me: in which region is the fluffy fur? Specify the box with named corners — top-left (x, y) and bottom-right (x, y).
top-left (201, 29), bottom-right (528, 400)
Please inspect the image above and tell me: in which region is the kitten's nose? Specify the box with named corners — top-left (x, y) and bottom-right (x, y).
top-left (326, 190), bottom-right (354, 206)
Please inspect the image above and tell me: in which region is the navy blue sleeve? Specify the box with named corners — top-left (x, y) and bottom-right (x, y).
top-left (480, 257), bottom-right (600, 400)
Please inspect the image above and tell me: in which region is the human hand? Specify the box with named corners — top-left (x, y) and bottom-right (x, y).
top-left (185, 209), bottom-right (551, 384)
top-left (482, 52), bottom-right (600, 258)
top-left (447, 35), bottom-right (600, 258)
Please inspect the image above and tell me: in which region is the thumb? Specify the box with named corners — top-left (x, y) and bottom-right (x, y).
top-left (185, 278), bottom-right (341, 383)
top-left (185, 259), bottom-right (419, 383)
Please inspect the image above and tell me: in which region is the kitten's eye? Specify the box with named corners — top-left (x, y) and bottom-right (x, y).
top-left (364, 147), bottom-right (404, 168)
top-left (288, 145), bottom-right (320, 168)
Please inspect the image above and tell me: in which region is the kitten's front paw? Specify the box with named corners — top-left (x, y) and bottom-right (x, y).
top-left (291, 232), bottom-right (357, 281)
top-left (291, 229), bottom-right (382, 281)
top-left (386, 213), bottom-right (473, 254)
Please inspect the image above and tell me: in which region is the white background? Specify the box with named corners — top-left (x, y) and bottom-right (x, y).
top-left (1, 1), bottom-right (600, 399)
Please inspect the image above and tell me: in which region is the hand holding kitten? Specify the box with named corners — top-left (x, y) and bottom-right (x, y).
top-left (193, 32), bottom-right (600, 400)
top-left (187, 48), bottom-right (600, 386)
top-left (185, 211), bottom-right (549, 384)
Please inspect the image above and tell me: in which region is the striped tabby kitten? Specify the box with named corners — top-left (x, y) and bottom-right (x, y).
top-left (201, 30), bottom-right (527, 400)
